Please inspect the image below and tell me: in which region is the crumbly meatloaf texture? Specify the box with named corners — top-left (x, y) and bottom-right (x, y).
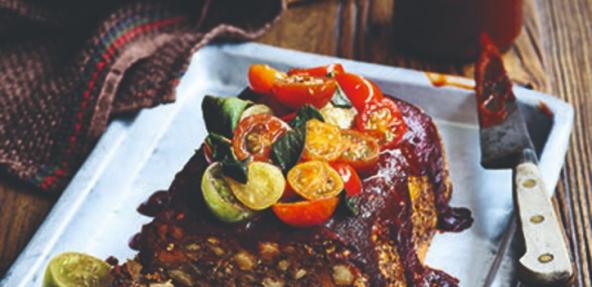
top-left (110, 97), bottom-right (468, 287)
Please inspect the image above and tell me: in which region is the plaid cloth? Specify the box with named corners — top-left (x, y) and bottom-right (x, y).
top-left (0, 0), bottom-right (284, 192)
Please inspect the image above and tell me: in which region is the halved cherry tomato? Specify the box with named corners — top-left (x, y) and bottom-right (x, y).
top-left (287, 160), bottom-right (344, 200)
top-left (281, 184), bottom-right (300, 201)
top-left (302, 119), bottom-right (344, 161)
top-left (336, 73), bottom-right (384, 111)
top-left (248, 64), bottom-right (286, 94)
top-left (232, 114), bottom-right (290, 161)
top-left (338, 129), bottom-right (380, 174)
top-left (272, 197), bottom-right (339, 228)
top-left (330, 162), bottom-right (363, 197)
top-left (225, 162), bottom-right (286, 211)
top-left (280, 111), bottom-right (297, 123)
top-left (272, 75), bottom-right (337, 110)
top-left (288, 64), bottom-right (345, 78)
top-left (356, 98), bottom-right (407, 150)
top-left (203, 143), bottom-right (214, 164)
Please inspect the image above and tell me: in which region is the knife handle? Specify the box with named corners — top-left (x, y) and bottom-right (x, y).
top-left (514, 161), bottom-right (573, 285)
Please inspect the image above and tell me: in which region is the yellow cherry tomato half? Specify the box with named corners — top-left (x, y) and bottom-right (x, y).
top-left (302, 119), bottom-right (344, 162)
top-left (287, 160), bottom-right (344, 200)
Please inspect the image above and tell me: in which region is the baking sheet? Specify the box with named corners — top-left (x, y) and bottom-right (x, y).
top-left (1, 43), bottom-right (573, 287)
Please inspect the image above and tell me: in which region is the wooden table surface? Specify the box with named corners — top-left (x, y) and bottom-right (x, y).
top-left (1, 0), bottom-right (590, 285)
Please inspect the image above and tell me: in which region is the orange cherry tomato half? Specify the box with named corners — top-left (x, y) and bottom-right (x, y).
top-left (338, 129), bottom-right (380, 175)
top-left (288, 63), bottom-right (345, 78)
top-left (330, 162), bottom-right (363, 197)
top-left (356, 98), bottom-right (407, 150)
top-left (302, 119), bottom-right (344, 162)
top-left (272, 197), bottom-right (339, 228)
top-left (336, 73), bottom-right (384, 111)
top-left (287, 160), bottom-right (344, 200)
top-left (232, 114), bottom-right (290, 161)
top-left (248, 64), bottom-right (287, 94)
top-left (272, 75), bottom-right (337, 110)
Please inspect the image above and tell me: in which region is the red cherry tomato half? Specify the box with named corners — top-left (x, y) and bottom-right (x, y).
top-left (330, 163), bottom-right (363, 197)
top-left (281, 184), bottom-right (300, 201)
top-left (336, 73), bottom-right (384, 111)
top-left (203, 143), bottom-right (214, 164)
top-left (280, 111), bottom-right (297, 123)
top-left (272, 197), bottom-right (339, 228)
top-left (232, 114), bottom-right (290, 161)
top-left (248, 64), bottom-right (286, 94)
top-left (272, 75), bottom-right (337, 110)
top-left (288, 63), bottom-right (345, 78)
top-left (356, 98), bottom-right (407, 150)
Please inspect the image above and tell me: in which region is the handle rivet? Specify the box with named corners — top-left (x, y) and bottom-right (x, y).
top-left (538, 253), bottom-right (554, 263)
top-left (530, 215), bottom-right (545, 224)
top-left (522, 178), bottom-right (537, 188)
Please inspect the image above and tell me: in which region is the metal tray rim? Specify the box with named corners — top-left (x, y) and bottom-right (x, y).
top-left (1, 42), bottom-right (574, 287)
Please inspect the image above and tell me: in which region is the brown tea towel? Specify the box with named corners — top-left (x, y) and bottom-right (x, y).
top-left (0, 0), bottom-right (285, 192)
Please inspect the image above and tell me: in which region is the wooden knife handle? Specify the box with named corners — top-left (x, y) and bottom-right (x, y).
top-left (514, 161), bottom-right (574, 285)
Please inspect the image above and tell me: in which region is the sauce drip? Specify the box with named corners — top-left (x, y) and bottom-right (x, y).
top-left (137, 190), bottom-right (170, 217)
top-left (425, 72), bottom-right (474, 90)
top-left (475, 35), bottom-right (517, 128)
top-left (538, 101), bottom-right (554, 119)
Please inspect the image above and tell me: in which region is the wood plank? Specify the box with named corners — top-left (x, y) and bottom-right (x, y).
top-left (536, 0), bottom-right (592, 286)
top-left (0, 179), bottom-right (53, 275)
top-left (258, 0), bottom-right (340, 56)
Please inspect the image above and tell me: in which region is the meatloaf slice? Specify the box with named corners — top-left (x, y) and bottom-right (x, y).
top-left (110, 97), bottom-right (472, 287)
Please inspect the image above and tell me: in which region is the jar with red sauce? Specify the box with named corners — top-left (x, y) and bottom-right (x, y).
top-left (393, 0), bottom-right (523, 60)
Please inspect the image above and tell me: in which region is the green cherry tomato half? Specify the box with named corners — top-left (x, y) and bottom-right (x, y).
top-left (43, 252), bottom-right (112, 287)
top-left (201, 162), bottom-right (255, 223)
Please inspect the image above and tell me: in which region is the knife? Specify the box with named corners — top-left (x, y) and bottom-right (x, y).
top-left (475, 35), bottom-right (573, 286)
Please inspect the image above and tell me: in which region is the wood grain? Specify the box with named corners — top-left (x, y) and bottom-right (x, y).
top-left (0, 0), bottom-right (591, 285)
top-left (536, 1), bottom-right (592, 286)
top-left (0, 179), bottom-right (53, 274)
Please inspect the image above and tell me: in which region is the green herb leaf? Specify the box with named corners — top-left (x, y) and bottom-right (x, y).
top-left (237, 87), bottom-right (264, 102)
top-left (205, 133), bottom-right (249, 183)
top-left (330, 85), bottom-right (352, 108)
top-left (202, 96), bottom-right (251, 138)
top-left (270, 126), bottom-right (306, 173)
top-left (289, 105), bottom-right (324, 128)
top-left (345, 195), bottom-right (361, 216)
top-left (221, 157), bottom-right (250, 184)
top-left (205, 134), bottom-right (234, 162)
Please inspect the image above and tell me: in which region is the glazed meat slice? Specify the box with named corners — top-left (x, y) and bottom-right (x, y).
top-left (110, 97), bottom-right (472, 287)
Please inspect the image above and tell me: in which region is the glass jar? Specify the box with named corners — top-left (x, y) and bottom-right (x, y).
top-left (393, 0), bottom-right (523, 60)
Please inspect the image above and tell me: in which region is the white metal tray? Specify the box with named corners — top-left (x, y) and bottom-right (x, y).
top-left (1, 43), bottom-right (573, 287)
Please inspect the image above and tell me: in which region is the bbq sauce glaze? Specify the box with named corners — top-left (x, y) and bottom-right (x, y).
top-left (134, 96), bottom-right (473, 286)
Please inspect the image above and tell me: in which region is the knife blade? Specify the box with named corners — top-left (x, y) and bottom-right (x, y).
top-left (476, 35), bottom-right (573, 286)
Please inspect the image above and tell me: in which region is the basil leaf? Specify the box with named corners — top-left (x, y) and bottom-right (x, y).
top-left (330, 85), bottom-right (352, 108)
top-left (205, 133), bottom-right (249, 183)
top-left (221, 157), bottom-right (250, 184)
top-left (270, 126), bottom-right (306, 173)
top-left (289, 105), bottom-right (324, 128)
top-left (345, 195), bottom-right (361, 216)
top-left (202, 96), bottom-right (251, 138)
top-left (205, 134), bottom-right (234, 162)
top-left (237, 87), bottom-right (263, 102)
